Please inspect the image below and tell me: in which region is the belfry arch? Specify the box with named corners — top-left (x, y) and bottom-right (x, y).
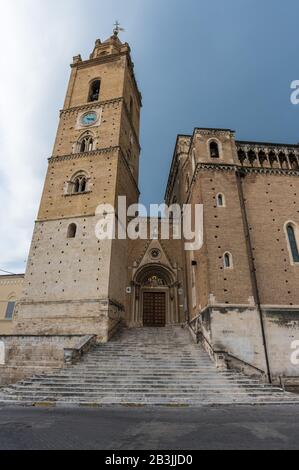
top-left (130, 264), bottom-right (180, 327)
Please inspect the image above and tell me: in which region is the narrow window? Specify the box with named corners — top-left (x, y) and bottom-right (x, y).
top-left (224, 253), bottom-right (233, 269)
top-left (67, 224), bottom-right (77, 239)
top-left (88, 80), bottom-right (101, 102)
top-left (217, 194), bottom-right (225, 207)
top-left (5, 302), bottom-right (15, 320)
top-left (210, 141), bottom-right (220, 159)
top-left (287, 224), bottom-right (299, 263)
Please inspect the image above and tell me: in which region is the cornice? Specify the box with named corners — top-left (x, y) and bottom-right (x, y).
top-left (48, 146), bottom-right (119, 163)
top-left (60, 97), bottom-right (122, 116)
top-left (194, 163), bottom-right (299, 177)
top-left (72, 51), bottom-right (126, 70)
top-left (236, 141), bottom-right (299, 153)
top-left (195, 128), bottom-right (235, 138)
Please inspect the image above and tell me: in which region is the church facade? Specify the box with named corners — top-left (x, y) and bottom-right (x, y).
top-left (1, 32), bottom-right (299, 385)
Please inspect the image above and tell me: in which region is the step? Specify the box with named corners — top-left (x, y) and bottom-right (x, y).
top-left (0, 326), bottom-right (295, 407)
top-left (17, 378), bottom-right (268, 386)
top-left (5, 387), bottom-right (284, 395)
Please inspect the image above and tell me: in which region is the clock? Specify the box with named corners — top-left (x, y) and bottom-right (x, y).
top-left (81, 112), bottom-right (98, 126)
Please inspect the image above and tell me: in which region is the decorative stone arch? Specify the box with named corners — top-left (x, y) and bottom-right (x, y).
top-left (289, 152), bottom-right (299, 170)
top-left (131, 264), bottom-right (180, 327)
top-left (75, 131), bottom-right (95, 154)
top-left (269, 150), bottom-right (279, 168)
top-left (7, 292), bottom-right (16, 301)
top-left (67, 170), bottom-right (91, 195)
top-left (279, 151), bottom-right (288, 170)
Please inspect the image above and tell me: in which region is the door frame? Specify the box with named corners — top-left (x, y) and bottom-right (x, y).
top-left (130, 263), bottom-right (180, 327)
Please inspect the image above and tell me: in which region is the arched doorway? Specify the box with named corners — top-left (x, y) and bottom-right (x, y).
top-left (131, 264), bottom-right (180, 327)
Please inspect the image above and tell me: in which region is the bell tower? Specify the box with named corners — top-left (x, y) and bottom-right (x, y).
top-left (15, 30), bottom-right (142, 341)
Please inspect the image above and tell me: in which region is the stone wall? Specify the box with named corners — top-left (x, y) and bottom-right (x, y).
top-left (264, 310), bottom-right (299, 381)
top-left (0, 335), bottom-right (87, 386)
top-left (200, 306), bottom-right (299, 383)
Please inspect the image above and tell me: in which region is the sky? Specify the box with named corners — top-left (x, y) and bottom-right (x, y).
top-left (0, 0), bottom-right (299, 273)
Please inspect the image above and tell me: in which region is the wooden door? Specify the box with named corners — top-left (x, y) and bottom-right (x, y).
top-left (143, 292), bottom-right (166, 327)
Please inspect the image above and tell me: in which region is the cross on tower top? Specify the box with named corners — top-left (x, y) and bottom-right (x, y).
top-left (113, 21), bottom-right (125, 37)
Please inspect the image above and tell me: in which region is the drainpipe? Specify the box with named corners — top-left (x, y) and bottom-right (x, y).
top-left (235, 169), bottom-right (272, 384)
top-left (182, 212), bottom-right (191, 325)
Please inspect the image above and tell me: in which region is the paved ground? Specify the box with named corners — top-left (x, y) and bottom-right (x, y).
top-left (0, 405), bottom-right (299, 450)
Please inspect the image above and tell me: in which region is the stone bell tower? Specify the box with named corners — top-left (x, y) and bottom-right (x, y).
top-left (14, 30), bottom-right (142, 341)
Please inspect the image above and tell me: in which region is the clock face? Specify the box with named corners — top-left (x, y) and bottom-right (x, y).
top-left (81, 112), bottom-right (97, 126)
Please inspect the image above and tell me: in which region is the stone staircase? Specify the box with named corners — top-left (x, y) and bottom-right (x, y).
top-left (0, 326), bottom-right (299, 407)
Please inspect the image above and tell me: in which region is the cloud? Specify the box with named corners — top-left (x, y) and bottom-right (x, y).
top-left (0, 0), bottom-right (146, 273)
top-left (0, 1), bottom-right (86, 272)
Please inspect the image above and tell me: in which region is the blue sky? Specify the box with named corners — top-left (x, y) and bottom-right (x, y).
top-left (0, 0), bottom-right (299, 273)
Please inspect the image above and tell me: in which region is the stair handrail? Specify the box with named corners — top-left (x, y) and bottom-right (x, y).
top-left (64, 335), bottom-right (97, 365)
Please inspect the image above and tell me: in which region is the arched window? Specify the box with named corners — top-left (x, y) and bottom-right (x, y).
top-left (71, 174), bottom-right (88, 194)
top-left (77, 133), bottom-right (94, 153)
top-left (67, 224), bottom-right (77, 239)
top-left (224, 252), bottom-right (233, 269)
top-left (210, 141), bottom-right (220, 159)
top-left (286, 223), bottom-right (299, 263)
top-left (216, 193), bottom-right (225, 207)
top-left (238, 149), bottom-right (246, 165)
top-left (279, 152), bottom-right (288, 169)
top-left (88, 80), bottom-right (101, 102)
top-left (258, 151), bottom-right (267, 168)
top-left (289, 153), bottom-right (298, 170)
top-left (269, 151), bottom-right (279, 168)
top-left (248, 150), bottom-right (257, 167)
